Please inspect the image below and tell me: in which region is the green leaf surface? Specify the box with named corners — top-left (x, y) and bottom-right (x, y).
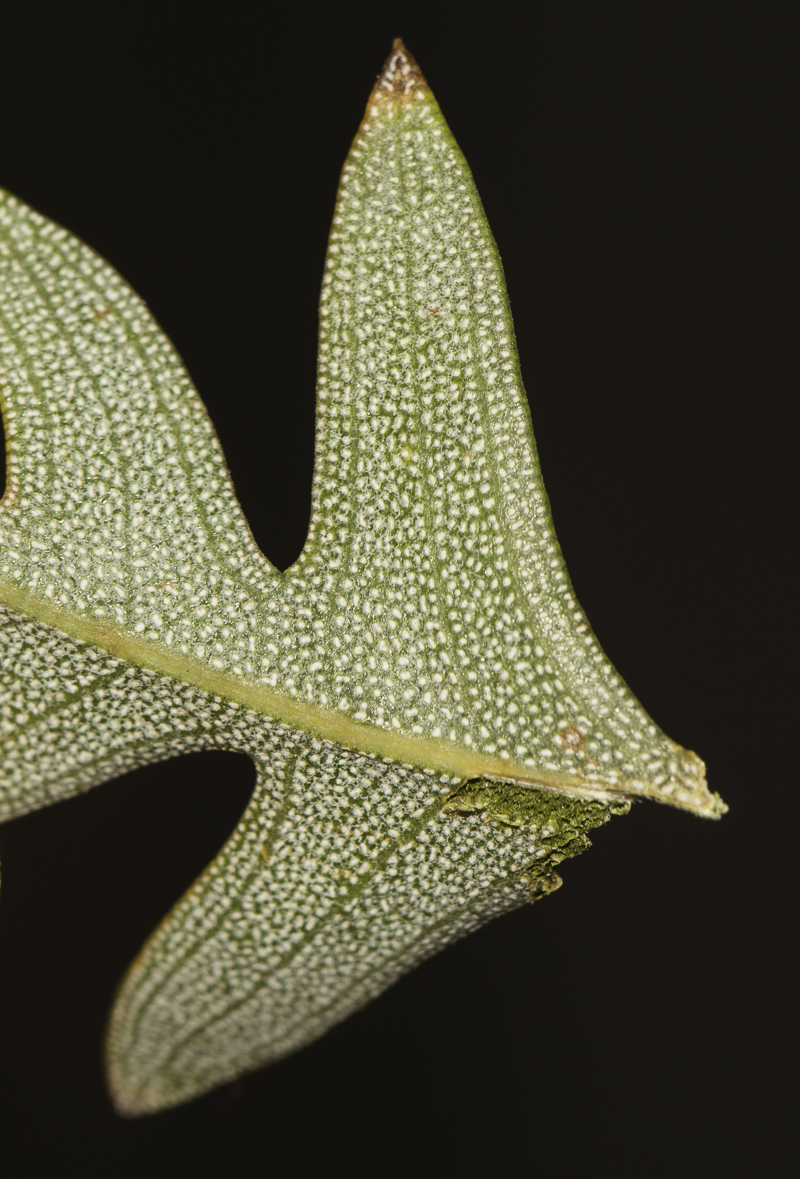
top-left (0, 40), bottom-right (724, 1113)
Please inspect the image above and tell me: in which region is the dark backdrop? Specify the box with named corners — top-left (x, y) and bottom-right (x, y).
top-left (0, 5), bottom-right (795, 1176)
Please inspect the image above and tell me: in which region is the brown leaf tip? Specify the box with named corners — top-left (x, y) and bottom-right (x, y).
top-left (373, 38), bottom-right (428, 100)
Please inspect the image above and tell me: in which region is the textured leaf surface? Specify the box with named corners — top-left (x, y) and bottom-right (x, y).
top-left (0, 41), bottom-right (724, 1113)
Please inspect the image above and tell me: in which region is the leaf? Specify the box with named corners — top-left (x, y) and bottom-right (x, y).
top-left (0, 39), bottom-right (725, 1114)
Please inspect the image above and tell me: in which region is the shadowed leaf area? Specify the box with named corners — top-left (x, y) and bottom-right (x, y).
top-left (0, 39), bottom-right (724, 1114)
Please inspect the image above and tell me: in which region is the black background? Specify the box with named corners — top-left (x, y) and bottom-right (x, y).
top-left (0, 4), bottom-right (795, 1176)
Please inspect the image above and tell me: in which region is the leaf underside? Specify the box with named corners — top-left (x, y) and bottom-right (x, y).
top-left (0, 41), bottom-right (724, 1114)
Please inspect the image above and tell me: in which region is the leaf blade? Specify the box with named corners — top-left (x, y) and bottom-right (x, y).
top-left (107, 726), bottom-right (609, 1114)
top-left (0, 53), bottom-right (722, 815)
top-left (0, 39), bottom-right (724, 1115)
top-left (0, 184), bottom-right (280, 664)
top-left (282, 42), bottom-right (721, 817)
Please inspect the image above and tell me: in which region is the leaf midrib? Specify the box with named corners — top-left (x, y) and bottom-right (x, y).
top-left (0, 574), bottom-right (712, 813)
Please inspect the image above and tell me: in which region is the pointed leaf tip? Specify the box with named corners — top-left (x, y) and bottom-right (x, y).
top-left (373, 37), bottom-right (428, 100)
